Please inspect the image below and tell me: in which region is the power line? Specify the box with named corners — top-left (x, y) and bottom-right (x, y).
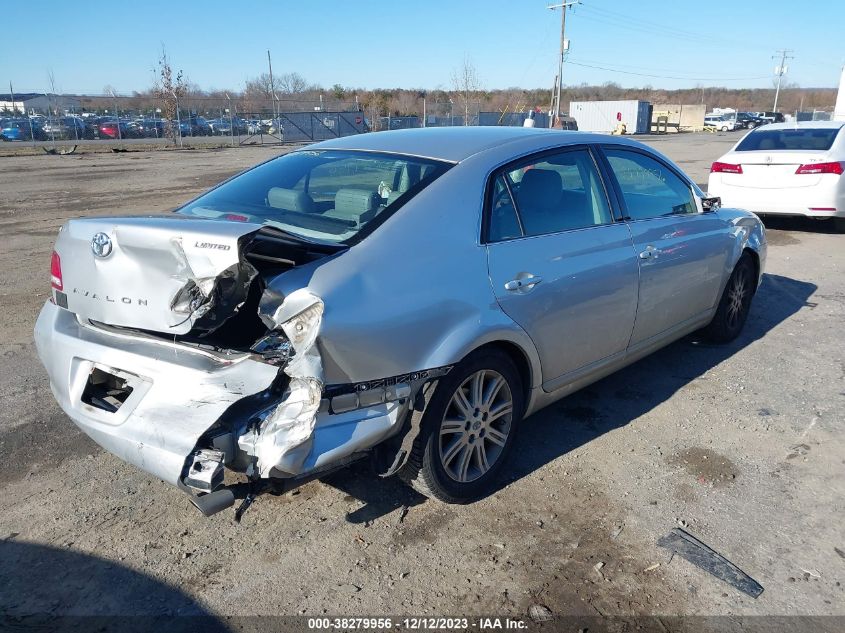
top-left (576, 4), bottom-right (836, 76)
top-left (565, 60), bottom-right (772, 82)
top-left (569, 56), bottom-right (774, 78)
top-left (578, 5), bottom-right (714, 42)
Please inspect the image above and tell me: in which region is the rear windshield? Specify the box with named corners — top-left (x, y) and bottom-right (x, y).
top-left (178, 150), bottom-right (452, 243)
top-left (736, 127), bottom-right (841, 152)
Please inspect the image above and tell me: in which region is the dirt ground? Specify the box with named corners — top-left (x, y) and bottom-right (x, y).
top-left (0, 133), bottom-right (843, 628)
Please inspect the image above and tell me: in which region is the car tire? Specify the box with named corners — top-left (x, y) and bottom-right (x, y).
top-left (399, 349), bottom-right (524, 503)
top-left (832, 218), bottom-right (845, 234)
top-left (702, 254), bottom-right (756, 343)
top-left (721, 126), bottom-right (728, 132)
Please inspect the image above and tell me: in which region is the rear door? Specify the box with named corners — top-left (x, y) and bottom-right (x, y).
top-left (485, 146), bottom-right (639, 386)
top-left (600, 146), bottom-right (732, 347)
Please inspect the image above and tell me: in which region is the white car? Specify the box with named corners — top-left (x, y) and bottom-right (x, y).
top-left (705, 115), bottom-right (739, 132)
top-left (708, 122), bottom-right (845, 230)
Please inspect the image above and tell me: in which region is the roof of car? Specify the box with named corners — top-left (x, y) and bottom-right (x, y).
top-left (305, 126), bottom-right (629, 162)
top-left (755, 121), bottom-right (845, 131)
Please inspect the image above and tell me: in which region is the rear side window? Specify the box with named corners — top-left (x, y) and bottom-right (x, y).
top-left (736, 127), bottom-right (841, 151)
top-left (488, 175), bottom-right (522, 242)
top-left (604, 148), bottom-right (696, 220)
top-left (488, 148), bottom-right (612, 240)
top-left (179, 150), bottom-right (451, 244)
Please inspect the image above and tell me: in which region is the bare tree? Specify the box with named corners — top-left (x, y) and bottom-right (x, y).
top-left (451, 56), bottom-right (480, 125)
top-left (278, 72), bottom-right (307, 95)
top-left (153, 46), bottom-right (187, 142)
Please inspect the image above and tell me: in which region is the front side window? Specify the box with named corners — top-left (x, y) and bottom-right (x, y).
top-left (488, 148), bottom-right (612, 239)
top-left (604, 148), bottom-right (696, 220)
top-left (178, 150), bottom-right (451, 243)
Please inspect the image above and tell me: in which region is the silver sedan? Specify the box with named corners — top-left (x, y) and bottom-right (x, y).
top-left (34, 127), bottom-right (766, 515)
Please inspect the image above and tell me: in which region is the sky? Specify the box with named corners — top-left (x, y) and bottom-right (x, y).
top-left (2, 0), bottom-right (844, 96)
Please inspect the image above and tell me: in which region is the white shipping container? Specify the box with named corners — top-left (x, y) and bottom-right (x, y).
top-left (569, 100), bottom-right (651, 134)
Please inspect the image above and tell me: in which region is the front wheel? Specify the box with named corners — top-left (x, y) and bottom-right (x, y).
top-left (721, 126), bottom-right (729, 132)
top-left (702, 254), bottom-right (756, 343)
top-left (399, 349), bottom-right (524, 503)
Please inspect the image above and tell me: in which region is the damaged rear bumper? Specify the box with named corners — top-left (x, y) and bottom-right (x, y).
top-left (33, 301), bottom-right (408, 494)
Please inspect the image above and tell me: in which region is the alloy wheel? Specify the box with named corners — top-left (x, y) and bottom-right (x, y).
top-left (438, 369), bottom-right (513, 483)
top-left (727, 269), bottom-right (749, 329)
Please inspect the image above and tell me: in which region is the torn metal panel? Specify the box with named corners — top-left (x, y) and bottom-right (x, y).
top-left (657, 528), bottom-right (764, 598)
top-left (53, 216), bottom-right (262, 335)
top-left (165, 235), bottom-right (261, 335)
top-left (246, 289), bottom-right (326, 477)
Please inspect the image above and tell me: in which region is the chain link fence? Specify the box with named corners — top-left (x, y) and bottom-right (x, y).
top-left (1, 92), bottom-right (551, 149)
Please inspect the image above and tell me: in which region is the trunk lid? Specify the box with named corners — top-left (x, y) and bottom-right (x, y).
top-left (724, 150), bottom-right (828, 189)
top-left (54, 216), bottom-right (262, 334)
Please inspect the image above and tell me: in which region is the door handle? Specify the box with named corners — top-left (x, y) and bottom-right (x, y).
top-left (505, 275), bottom-right (543, 292)
top-left (639, 245), bottom-right (659, 260)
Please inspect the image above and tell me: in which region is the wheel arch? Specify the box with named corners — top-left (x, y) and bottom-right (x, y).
top-left (742, 246), bottom-right (761, 292)
top-left (468, 340), bottom-right (535, 413)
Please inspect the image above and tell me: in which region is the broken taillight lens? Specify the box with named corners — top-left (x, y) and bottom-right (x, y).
top-left (50, 250), bottom-right (63, 290)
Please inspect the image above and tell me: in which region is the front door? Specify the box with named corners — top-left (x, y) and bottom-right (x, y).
top-left (486, 147), bottom-right (639, 386)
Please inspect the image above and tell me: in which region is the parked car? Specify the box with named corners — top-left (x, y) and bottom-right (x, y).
top-left (704, 115), bottom-right (739, 132)
top-left (709, 121), bottom-right (845, 230)
top-left (97, 119), bottom-right (129, 139)
top-left (246, 119), bottom-right (264, 134)
top-left (42, 116), bottom-right (92, 140)
top-left (35, 127), bottom-right (765, 515)
top-left (735, 112), bottom-right (763, 129)
top-left (129, 119), bottom-right (168, 138)
top-left (177, 116), bottom-right (212, 136)
top-left (759, 111), bottom-right (786, 124)
top-left (207, 117), bottom-right (246, 135)
top-left (1, 118), bottom-right (45, 141)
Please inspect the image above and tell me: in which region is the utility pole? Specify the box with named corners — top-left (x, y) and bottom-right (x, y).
top-left (772, 49), bottom-right (794, 113)
top-left (548, 1), bottom-right (579, 128)
top-left (267, 50), bottom-right (277, 124)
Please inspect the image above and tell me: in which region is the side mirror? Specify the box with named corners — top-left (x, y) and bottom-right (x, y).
top-left (702, 196), bottom-right (721, 212)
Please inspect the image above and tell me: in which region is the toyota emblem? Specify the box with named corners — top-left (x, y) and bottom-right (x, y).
top-left (91, 232), bottom-right (113, 258)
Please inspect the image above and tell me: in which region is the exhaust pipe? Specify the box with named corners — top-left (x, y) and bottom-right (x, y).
top-left (189, 488), bottom-right (236, 517)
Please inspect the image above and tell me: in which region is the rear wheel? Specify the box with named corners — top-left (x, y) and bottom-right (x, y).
top-left (702, 254), bottom-right (755, 343)
top-left (721, 126), bottom-right (729, 132)
top-left (399, 349), bottom-right (524, 503)
top-left (832, 218), bottom-right (845, 234)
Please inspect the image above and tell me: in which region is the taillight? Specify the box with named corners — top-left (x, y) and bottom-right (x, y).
top-left (50, 250), bottom-right (63, 290)
top-left (711, 161), bottom-right (743, 174)
top-left (795, 161), bottom-right (844, 175)
top-left (223, 213), bottom-right (249, 222)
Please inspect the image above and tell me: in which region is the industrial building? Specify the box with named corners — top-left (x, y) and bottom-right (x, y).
top-left (0, 93), bottom-right (82, 115)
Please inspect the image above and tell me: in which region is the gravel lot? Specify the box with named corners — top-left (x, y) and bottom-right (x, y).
top-left (0, 133), bottom-right (842, 627)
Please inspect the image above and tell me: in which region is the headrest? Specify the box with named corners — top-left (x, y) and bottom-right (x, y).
top-left (517, 169), bottom-right (562, 210)
top-left (334, 188), bottom-right (380, 223)
top-left (268, 187), bottom-right (315, 213)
